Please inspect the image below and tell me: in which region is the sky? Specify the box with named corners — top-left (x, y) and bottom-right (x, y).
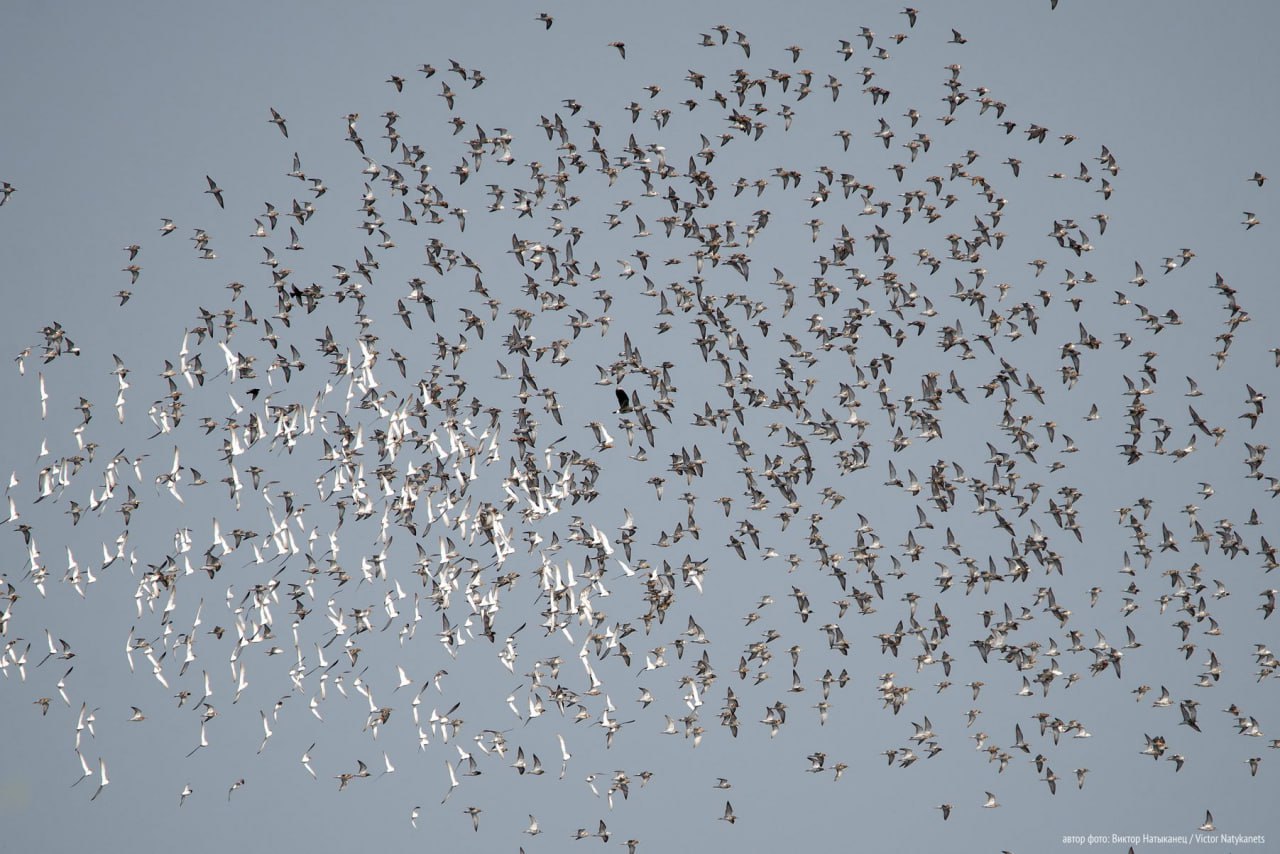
top-left (1, 2), bottom-right (1278, 852)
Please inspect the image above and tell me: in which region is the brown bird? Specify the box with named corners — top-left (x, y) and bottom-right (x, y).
top-left (204, 176), bottom-right (224, 208)
top-left (268, 108), bottom-right (288, 137)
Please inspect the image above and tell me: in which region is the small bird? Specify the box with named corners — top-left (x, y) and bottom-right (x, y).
top-left (588, 421), bottom-right (615, 449)
top-left (90, 759), bottom-right (109, 801)
top-left (301, 743), bottom-right (316, 779)
top-left (204, 176), bottom-right (224, 208)
top-left (609, 41), bottom-right (626, 58)
top-left (268, 108), bottom-right (288, 137)
top-left (615, 388), bottom-right (633, 413)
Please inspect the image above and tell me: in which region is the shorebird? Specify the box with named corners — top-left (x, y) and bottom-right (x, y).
top-left (204, 176), bottom-right (224, 208)
top-left (268, 108), bottom-right (288, 137)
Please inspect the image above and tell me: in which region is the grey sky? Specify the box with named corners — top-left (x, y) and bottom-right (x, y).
top-left (1, 3), bottom-right (1277, 852)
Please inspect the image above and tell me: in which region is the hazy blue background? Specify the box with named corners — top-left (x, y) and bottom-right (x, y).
top-left (1, 2), bottom-right (1277, 852)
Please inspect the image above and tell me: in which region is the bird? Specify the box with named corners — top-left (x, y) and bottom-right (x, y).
top-left (588, 421), bottom-right (615, 449)
top-left (268, 108), bottom-right (288, 137)
top-left (204, 176), bottom-right (224, 208)
top-left (301, 744), bottom-right (316, 779)
top-left (90, 758), bottom-right (109, 801)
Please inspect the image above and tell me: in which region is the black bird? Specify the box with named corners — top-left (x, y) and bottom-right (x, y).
top-left (615, 389), bottom-right (632, 413)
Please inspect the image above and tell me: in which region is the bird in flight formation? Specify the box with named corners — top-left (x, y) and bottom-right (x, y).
top-left (0, 2), bottom-right (1274, 851)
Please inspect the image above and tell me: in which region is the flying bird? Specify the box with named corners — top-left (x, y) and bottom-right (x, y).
top-left (268, 108), bottom-right (288, 137)
top-left (204, 176), bottom-right (224, 208)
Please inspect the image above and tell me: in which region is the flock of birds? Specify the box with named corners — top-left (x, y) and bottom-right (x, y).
top-left (2, 5), bottom-right (1276, 850)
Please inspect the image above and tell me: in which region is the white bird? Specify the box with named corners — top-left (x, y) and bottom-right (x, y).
top-left (258, 711), bottom-right (273, 753)
top-left (90, 758), bottom-right (109, 801)
top-left (442, 758), bottom-right (460, 803)
top-left (588, 421), bottom-right (615, 450)
top-left (72, 750), bottom-right (93, 787)
top-left (557, 732), bottom-right (572, 778)
top-left (301, 744), bottom-right (316, 779)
